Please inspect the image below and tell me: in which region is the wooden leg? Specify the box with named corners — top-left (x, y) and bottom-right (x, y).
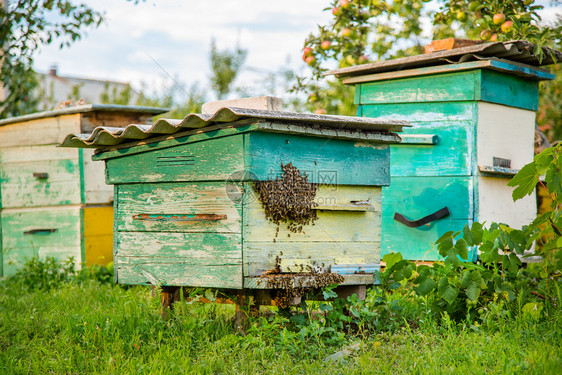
top-left (160, 286), bottom-right (180, 319)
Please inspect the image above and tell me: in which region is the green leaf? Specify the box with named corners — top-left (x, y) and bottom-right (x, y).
top-left (438, 278), bottom-right (458, 305)
top-left (454, 238), bottom-right (469, 261)
top-left (465, 282), bottom-right (481, 301)
top-left (414, 276), bottom-right (437, 296)
top-left (382, 252), bottom-right (403, 270)
top-left (508, 162), bottom-right (539, 201)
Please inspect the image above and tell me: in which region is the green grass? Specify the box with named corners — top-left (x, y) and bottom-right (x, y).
top-left (1, 281), bottom-right (560, 374)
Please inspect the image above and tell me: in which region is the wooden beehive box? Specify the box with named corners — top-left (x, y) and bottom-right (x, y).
top-left (329, 41), bottom-right (561, 262)
top-left (0, 104), bottom-right (167, 276)
top-left (60, 104), bottom-right (408, 296)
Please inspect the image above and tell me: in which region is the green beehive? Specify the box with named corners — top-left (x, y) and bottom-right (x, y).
top-left (60, 99), bottom-right (408, 305)
top-left (329, 40), bottom-right (561, 262)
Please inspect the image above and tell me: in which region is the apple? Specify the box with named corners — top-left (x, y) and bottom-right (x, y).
top-left (358, 54), bottom-right (369, 64)
top-left (493, 13), bottom-right (506, 25)
top-left (302, 53), bottom-right (308, 62)
top-left (340, 0), bottom-right (351, 9)
top-left (341, 28), bottom-right (352, 37)
top-left (315, 108), bottom-right (327, 114)
top-left (345, 55), bottom-right (355, 65)
top-left (490, 33), bottom-right (498, 41)
top-left (303, 47), bottom-right (313, 56)
top-left (309, 92), bottom-right (319, 102)
top-left (305, 55), bottom-right (316, 65)
top-left (501, 20), bottom-right (513, 33)
top-left (321, 40), bottom-right (332, 50)
top-left (332, 7), bottom-right (342, 16)
top-left (456, 11), bottom-right (467, 22)
top-left (480, 29), bottom-right (492, 40)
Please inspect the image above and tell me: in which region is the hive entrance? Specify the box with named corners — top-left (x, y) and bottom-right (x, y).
top-left (254, 163), bottom-right (318, 233)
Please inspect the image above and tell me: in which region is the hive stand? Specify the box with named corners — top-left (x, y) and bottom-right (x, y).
top-left (0, 105), bottom-right (166, 276)
top-left (330, 42), bottom-right (558, 262)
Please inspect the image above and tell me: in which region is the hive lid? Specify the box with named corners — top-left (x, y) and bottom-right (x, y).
top-left (327, 40), bottom-right (562, 79)
top-left (0, 104), bottom-right (169, 127)
top-left (59, 106), bottom-right (409, 149)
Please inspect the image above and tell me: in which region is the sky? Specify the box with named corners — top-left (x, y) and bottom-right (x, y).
top-left (34, 0), bottom-right (334, 102)
top-left (33, 0), bottom-right (561, 104)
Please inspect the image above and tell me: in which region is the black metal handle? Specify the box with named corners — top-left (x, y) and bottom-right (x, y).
top-left (23, 228), bottom-right (58, 235)
top-left (394, 207), bottom-right (450, 228)
top-left (33, 172), bottom-right (49, 179)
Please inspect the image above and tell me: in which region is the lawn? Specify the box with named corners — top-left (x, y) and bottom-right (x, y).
top-left (1, 277), bottom-right (560, 374)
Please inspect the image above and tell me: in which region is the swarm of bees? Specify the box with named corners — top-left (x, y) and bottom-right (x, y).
top-left (254, 162), bottom-right (318, 233)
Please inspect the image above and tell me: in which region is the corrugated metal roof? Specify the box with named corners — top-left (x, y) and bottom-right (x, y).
top-left (59, 107), bottom-right (409, 148)
top-left (328, 40), bottom-right (562, 78)
top-left (0, 104), bottom-right (169, 127)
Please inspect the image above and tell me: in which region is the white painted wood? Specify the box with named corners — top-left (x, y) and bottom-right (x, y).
top-left (477, 176), bottom-right (537, 229)
top-left (0, 144), bottom-right (78, 163)
top-left (476, 102), bottom-right (535, 170)
top-left (0, 114), bottom-right (81, 147)
top-left (82, 149), bottom-right (114, 204)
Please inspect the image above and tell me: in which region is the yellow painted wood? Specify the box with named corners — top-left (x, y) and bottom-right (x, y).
top-left (84, 206), bottom-right (114, 266)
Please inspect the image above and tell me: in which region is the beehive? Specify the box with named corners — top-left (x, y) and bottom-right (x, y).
top-left (0, 105), bottom-right (167, 276)
top-left (60, 104), bottom-right (408, 299)
top-left (329, 40), bottom-right (561, 262)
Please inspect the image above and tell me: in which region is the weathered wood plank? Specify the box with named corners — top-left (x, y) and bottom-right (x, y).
top-left (381, 176), bottom-right (474, 220)
top-left (247, 132), bottom-right (390, 186)
top-left (1, 206), bottom-right (81, 276)
top-left (244, 274), bottom-right (375, 289)
top-left (1, 158), bottom-right (81, 208)
top-left (105, 134), bottom-right (245, 184)
top-left (0, 114), bottom-right (81, 148)
top-left (361, 101), bottom-right (475, 123)
top-left (359, 71), bottom-right (478, 104)
top-left (115, 182), bottom-right (242, 233)
top-left (479, 69), bottom-right (539, 111)
top-left (115, 231), bottom-right (242, 288)
top-left (81, 149), bottom-right (114, 204)
top-left (243, 241), bottom-right (381, 276)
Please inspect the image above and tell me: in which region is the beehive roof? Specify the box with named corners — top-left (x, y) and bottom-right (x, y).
top-left (328, 40), bottom-right (562, 79)
top-left (59, 107), bottom-right (409, 149)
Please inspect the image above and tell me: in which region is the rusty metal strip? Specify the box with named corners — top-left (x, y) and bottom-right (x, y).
top-left (132, 213), bottom-right (227, 221)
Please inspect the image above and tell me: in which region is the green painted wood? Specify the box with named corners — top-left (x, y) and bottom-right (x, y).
top-left (382, 217), bottom-right (475, 261)
top-left (247, 132), bottom-right (390, 186)
top-left (359, 70), bottom-right (539, 111)
top-left (115, 231), bottom-right (242, 288)
top-left (361, 102), bottom-right (475, 123)
top-left (1, 207), bottom-right (81, 276)
top-left (390, 121), bottom-right (473, 177)
top-left (1, 158), bottom-right (81, 208)
top-left (360, 71), bottom-right (479, 104)
top-left (382, 176), bottom-right (474, 220)
top-left (115, 182), bottom-right (242, 233)
top-left (479, 69), bottom-right (539, 111)
top-left (243, 241), bottom-right (381, 276)
top-left (105, 134), bottom-right (245, 184)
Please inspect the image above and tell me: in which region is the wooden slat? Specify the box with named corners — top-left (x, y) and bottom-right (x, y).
top-left (479, 69), bottom-right (539, 111)
top-left (81, 149), bottom-right (113, 204)
top-left (243, 241), bottom-right (381, 276)
top-left (105, 134), bottom-right (245, 184)
top-left (115, 182), bottom-right (242, 233)
top-left (0, 114), bottom-right (81, 147)
top-left (115, 231), bottom-right (242, 288)
top-left (244, 274), bottom-right (375, 289)
top-left (247, 132), bottom-right (390, 186)
top-left (1, 206), bottom-right (81, 276)
top-left (361, 101), bottom-right (475, 123)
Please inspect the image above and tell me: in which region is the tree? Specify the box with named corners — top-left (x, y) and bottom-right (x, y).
top-left (209, 39), bottom-right (248, 100)
top-left (0, 0), bottom-right (103, 118)
top-left (299, 0), bottom-right (562, 128)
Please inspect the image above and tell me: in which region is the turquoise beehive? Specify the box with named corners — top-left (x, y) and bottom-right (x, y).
top-left (329, 40), bottom-right (561, 262)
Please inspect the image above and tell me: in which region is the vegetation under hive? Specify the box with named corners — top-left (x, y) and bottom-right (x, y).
top-left (254, 163), bottom-right (318, 234)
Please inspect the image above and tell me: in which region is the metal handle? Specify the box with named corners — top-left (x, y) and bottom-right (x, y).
top-left (132, 213), bottom-right (227, 221)
top-left (33, 172), bottom-right (49, 179)
top-left (394, 207), bottom-right (450, 228)
top-left (23, 228), bottom-right (58, 235)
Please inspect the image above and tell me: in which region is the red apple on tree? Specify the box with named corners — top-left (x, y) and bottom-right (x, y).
top-left (332, 7), bottom-right (342, 16)
top-left (321, 40), bottom-right (332, 50)
top-left (303, 47), bottom-right (313, 56)
top-left (501, 20), bottom-right (513, 33)
top-left (340, 0), bottom-right (351, 9)
top-left (358, 54), bottom-right (369, 64)
top-left (341, 28), bottom-right (352, 37)
top-left (305, 55), bottom-right (316, 65)
top-left (490, 33), bottom-right (498, 41)
top-left (493, 13), bottom-right (506, 25)
top-left (480, 29), bottom-right (492, 40)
